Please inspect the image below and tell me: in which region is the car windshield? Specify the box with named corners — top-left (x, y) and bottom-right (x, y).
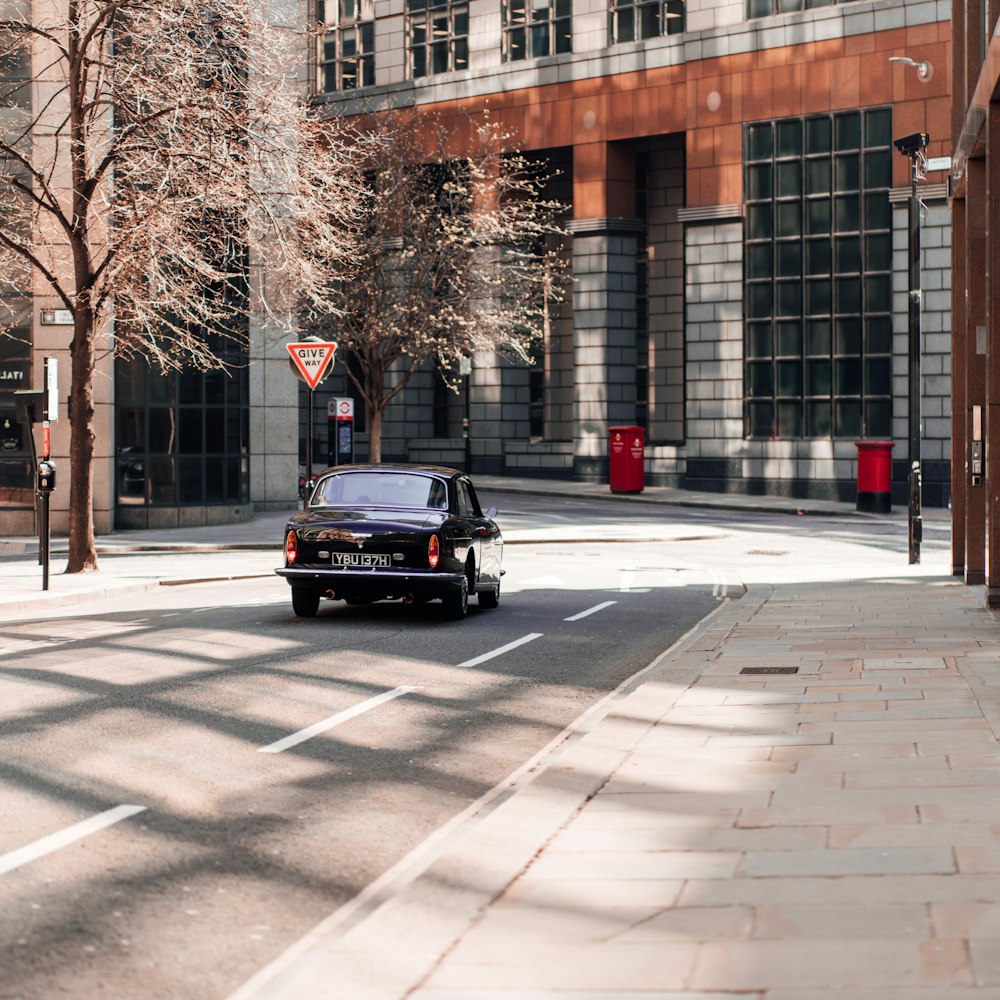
top-left (313, 472), bottom-right (448, 510)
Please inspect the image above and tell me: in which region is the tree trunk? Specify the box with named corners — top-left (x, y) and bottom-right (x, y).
top-left (65, 311), bottom-right (98, 573)
top-left (368, 404), bottom-right (383, 464)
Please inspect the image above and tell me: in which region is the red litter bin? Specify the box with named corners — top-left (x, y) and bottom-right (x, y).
top-left (609, 425), bottom-right (644, 493)
top-left (855, 440), bottom-right (894, 513)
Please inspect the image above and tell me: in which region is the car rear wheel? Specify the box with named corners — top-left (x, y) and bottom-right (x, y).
top-left (478, 579), bottom-right (500, 609)
top-left (444, 572), bottom-right (469, 620)
top-left (291, 587), bottom-right (320, 618)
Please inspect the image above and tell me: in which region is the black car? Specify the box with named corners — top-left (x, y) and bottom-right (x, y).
top-left (275, 464), bottom-right (503, 619)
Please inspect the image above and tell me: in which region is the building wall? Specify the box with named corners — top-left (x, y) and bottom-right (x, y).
top-left (312, 0), bottom-right (953, 504)
top-left (1, 0), bottom-right (955, 536)
top-left (324, 0), bottom-right (950, 503)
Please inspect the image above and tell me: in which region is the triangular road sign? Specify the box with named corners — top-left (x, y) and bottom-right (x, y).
top-left (287, 341), bottom-right (337, 389)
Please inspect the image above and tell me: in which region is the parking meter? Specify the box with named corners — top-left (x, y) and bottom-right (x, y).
top-left (36, 459), bottom-right (55, 493)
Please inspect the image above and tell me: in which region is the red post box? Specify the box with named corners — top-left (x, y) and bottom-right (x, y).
top-left (855, 440), bottom-right (894, 513)
top-left (609, 425), bottom-right (644, 493)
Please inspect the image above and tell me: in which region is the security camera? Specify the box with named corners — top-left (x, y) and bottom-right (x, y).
top-left (894, 132), bottom-right (930, 157)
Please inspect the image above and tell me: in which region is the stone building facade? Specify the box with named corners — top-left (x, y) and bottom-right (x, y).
top-left (313, 0), bottom-right (954, 506)
top-left (0, 0), bottom-right (955, 536)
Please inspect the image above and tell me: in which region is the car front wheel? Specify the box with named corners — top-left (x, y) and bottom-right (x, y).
top-left (291, 587), bottom-right (320, 618)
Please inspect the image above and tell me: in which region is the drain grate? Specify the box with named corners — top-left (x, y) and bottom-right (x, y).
top-left (740, 666), bottom-right (800, 675)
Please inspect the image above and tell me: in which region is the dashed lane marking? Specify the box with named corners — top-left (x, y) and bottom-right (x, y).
top-left (0, 805), bottom-right (147, 877)
top-left (458, 633), bottom-right (544, 668)
top-left (564, 600), bottom-right (618, 622)
top-left (259, 686), bottom-right (420, 754)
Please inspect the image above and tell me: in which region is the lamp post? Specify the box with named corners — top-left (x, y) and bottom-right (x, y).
top-left (460, 355), bottom-right (473, 471)
top-left (893, 130), bottom-right (929, 564)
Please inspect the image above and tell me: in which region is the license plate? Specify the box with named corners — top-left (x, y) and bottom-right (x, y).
top-left (332, 552), bottom-right (390, 567)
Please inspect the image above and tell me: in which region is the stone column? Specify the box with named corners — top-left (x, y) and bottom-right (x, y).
top-left (987, 104), bottom-right (1000, 606)
top-left (951, 193), bottom-right (967, 576)
top-left (966, 158), bottom-right (987, 586)
top-left (567, 219), bottom-right (643, 479)
top-left (570, 141), bottom-right (640, 481)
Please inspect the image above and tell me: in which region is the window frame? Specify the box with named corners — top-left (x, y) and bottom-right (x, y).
top-left (748, 0), bottom-right (833, 18)
top-left (317, 0), bottom-right (375, 93)
top-left (610, 0), bottom-right (685, 44)
top-left (502, 0), bottom-right (573, 62)
top-left (407, 0), bottom-right (470, 79)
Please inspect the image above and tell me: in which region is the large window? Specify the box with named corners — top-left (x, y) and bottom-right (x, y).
top-left (408, 0), bottom-right (468, 78)
top-left (744, 109), bottom-right (893, 440)
top-left (503, 0), bottom-right (572, 61)
top-left (611, 0), bottom-right (685, 42)
top-left (116, 349), bottom-right (250, 507)
top-left (318, 0), bottom-right (375, 92)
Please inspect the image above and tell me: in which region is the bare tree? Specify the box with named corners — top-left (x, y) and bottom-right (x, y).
top-left (319, 113), bottom-right (569, 462)
top-left (0, 1), bottom-right (362, 571)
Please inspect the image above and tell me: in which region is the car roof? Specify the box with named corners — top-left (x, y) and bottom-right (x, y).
top-left (316, 463), bottom-right (463, 479)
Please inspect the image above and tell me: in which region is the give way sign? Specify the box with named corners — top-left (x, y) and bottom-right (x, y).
top-left (286, 341), bottom-right (337, 389)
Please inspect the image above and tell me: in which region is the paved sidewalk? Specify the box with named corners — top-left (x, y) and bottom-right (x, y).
top-left (233, 571), bottom-right (1000, 1000)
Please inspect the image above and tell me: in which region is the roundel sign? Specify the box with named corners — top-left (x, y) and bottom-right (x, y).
top-left (286, 341), bottom-right (337, 389)
top-left (328, 398), bottom-right (354, 420)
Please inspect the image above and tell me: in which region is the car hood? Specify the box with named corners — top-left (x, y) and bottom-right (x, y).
top-left (287, 507), bottom-right (445, 539)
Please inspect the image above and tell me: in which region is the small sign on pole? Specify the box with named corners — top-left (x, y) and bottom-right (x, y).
top-left (286, 342), bottom-right (337, 389)
top-left (44, 356), bottom-right (58, 423)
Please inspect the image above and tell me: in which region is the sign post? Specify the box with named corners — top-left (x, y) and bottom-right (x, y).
top-left (286, 340), bottom-right (336, 503)
top-left (327, 397), bottom-right (355, 466)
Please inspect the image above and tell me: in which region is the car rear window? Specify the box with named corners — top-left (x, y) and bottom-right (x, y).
top-left (315, 472), bottom-right (448, 509)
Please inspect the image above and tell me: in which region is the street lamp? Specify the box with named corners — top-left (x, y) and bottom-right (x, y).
top-left (888, 55), bottom-right (933, 82)
top-left (893, 129), bottom-right (929, 564)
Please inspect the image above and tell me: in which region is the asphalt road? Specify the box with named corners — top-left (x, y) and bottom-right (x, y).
top-left (0, 507), bottom-right (723, 1000)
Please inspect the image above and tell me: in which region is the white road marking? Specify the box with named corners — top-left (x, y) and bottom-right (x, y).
top-left (0, 805), bottom-right (146, 877)
top-left (459, 633), bottom-right (543, 667)
top-left (711, 570), bottom-right (729, 599)
top-left (564, 600), bottom-right (617, 622)
top-left (259, 686), bottom-right (420, 754)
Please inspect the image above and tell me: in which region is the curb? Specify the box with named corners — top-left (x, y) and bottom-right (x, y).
top-left (1, 578), bottom-right (163, 616)
top-left (477, 481), bottom-right (867, 518)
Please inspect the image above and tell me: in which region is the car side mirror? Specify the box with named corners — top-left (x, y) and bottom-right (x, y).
top-left (486, 506), bottom-right (498, 518)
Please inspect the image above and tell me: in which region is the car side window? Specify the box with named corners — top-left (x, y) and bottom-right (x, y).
top-left (465, 481), bottom-right (484, 517)
top-left (428, 480), bottom-right (447, 509)
top-left (457, 480), bottom-right (477, 517)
